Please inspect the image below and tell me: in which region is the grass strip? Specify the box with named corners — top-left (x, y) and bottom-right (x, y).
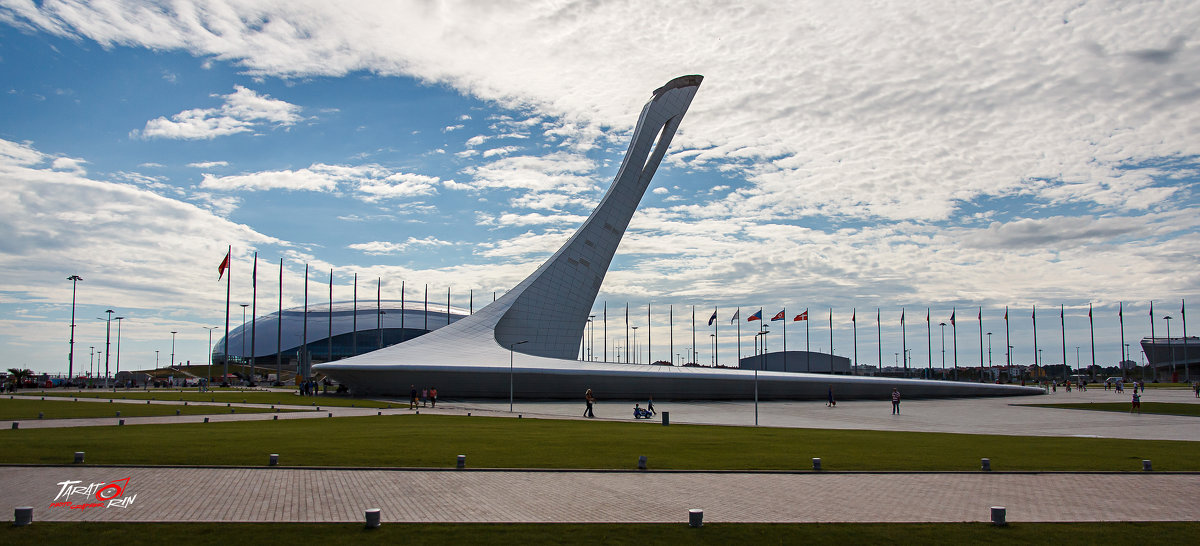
top-left (4, 522), bottom-right (1200, 545)
top-left (2, 414), bottom-right (1197, 471)
top-left (0, 399), bottom-right (307, 421)
top-left (29, 390), bottom-right (394, 408)
top-left (1021, 402), bottom-right (1200, 417)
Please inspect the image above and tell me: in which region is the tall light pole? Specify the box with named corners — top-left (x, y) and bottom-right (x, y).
top-left (509, 340), bottom-right (528, 412)
top-left (170, 331), bottom-right (178, 370)
top-left (89, 346), bottom-right (95, 378)
top-left (155, 350), bottom-right (159, 368)
top-left (100, 309), bottom-right (113, 388)
top-left (113, 316), bottom-right (124, 388)
top-left (67, 275), bottom-right (82, 382)
top-left (987, 332), bottom-right (993, 378)
top-left (587, 316), bottom-right (595, 361)
top-left (632, 326), bottom-right (639, 364)
top-left (203, 327), bottom-right (219, 369)
top-left (710, 333), bottom-right (716, 367)
top-left (240, 304), bottom-right (250, 368)
top-left (1165, 315), bottom-right (1174, 380)
top-left (1075, 346), bottom-right (1081, 377)
top-left (939, 322), bottom-right (946, 377)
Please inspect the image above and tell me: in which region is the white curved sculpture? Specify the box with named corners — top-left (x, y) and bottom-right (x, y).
top-left (315, 76), bottom-right (1041, 400)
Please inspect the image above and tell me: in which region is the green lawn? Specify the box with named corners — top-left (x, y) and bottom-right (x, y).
top-left (0, 399), bottom-right (307, 420)
top-left (2, 414), bottom-right (1196, 471)
top-left (29, 390), bottom-right (396, 408)
top-left (1022, 401), bottom-right (1200, 417)
top-left (4, 522), bottom-right (1199, 545)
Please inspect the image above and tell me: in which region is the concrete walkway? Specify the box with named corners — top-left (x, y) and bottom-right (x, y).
top-left (3, 466), bottom-right (1197, 523)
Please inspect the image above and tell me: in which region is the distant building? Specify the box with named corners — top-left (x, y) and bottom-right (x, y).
top-left (1139, 336), bottom-right (1199, 381)
top-left (738, 351), bottom-right (851, 374)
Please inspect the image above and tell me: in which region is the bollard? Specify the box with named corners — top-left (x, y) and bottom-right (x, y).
top-left (176, 409), bottom-right (181, 416)
top-left (14, 506), bottom-right (33, 527)
top-left (662, 411), bottom-right (670, 426)
top-left (269, 454), bottom-right (278, 466)
top-left (456, 454), bottom-right (466, 469)
top-left (638, 455), bottom-right (648, 470)
top-left (227, 403), bottom-right (230, 407)
top-left (119, 419), bottom-right (125, 426)
top-left (147, 400), bottom-right (150, 405)
top-left (203, 417), bottom-right (209, 423)
top-left (273, 415), bottom-right (278, 420)
top-left (74, 451), bottom-right (85, 464)
top-left (688, 508), bottom-right (703, 528)
top-left (467, 412), bottom-right (471, 417)
top-left (991, 506), bottom-right (1007, 526)
top-left (184, 402), bottom-right (188, 406)
top-left (316, 407), bottom-right (320, 411)
top-left (38, 412), bottom-right (43, 419)
top-left (365, 508), bottom-right (381, 529)
top-left (328, 412), bottom-right (332, 418)
top-left (11, 422), bottom-right (17, 430)
top-left (271, 405), bottom-right (274, 409)
top-left (377, 411), bottom-right (382, 416)
top-left (812, 457), bottom-right (822, 471)
top-left (981, 458), bottom-right (991, 471)
top-left (518, 414), bottom-right (521, 419)
top-left (1143, 459), bottom-right (1153, 471)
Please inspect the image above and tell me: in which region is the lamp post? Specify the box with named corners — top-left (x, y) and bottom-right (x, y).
top-left (632, 326), bottom-right (639, 364)
top-left (986, 332), bottom-right (992, 380)
top-left (113, 316), bottom-right (124, 389)
top-left (588, 316), bottom-right (595, 361)
top-left (1075, 346), bottom-right (1081, 377)
top-left (509, 340), bottom-right (528, 412)
top-left (89, 346), bottom-right (95, 379)
top-left (1008, 345), bottom-right (1014, 382)
top-left (754, 327), bottom-right (768, 427)
top-left (203, 327), bottom-right (219, 368)
top-left (155, 350), bottom-right (159, 368)
top-left (100, 309), bottom-right (113, 388)
top-left (239, 304), bottom-right (249, 367)
top-left (1165, 315), bottom-right (1174, 380)
top-left (939, 322), bottom-right (946, 378)
top-left (67, 275), bottom-right (82, 382)
top-left (710, 333), bottom-right (716, 367)
top-left (170, 331), bottom-right (178, 370)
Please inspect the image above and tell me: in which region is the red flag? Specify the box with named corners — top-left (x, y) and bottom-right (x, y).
top-left (771, 310), bottom-right (785, 321)
top-left (853, 310), bottom-right (857, 323)
top-left (950, 311), bottom-right (956, 326)
top-left (900, 309), bottom-right (905, 324)
top-left (218, 250), bottom-right (230, 280)
top-left (794, 310), bottom-right (808, 321)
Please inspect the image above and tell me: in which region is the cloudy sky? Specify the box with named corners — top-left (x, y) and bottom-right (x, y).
top-left (2, 1), bottom-right (1197, 376)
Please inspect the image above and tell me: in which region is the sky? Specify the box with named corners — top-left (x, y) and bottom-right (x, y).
top-left (1, 1), bottom-right (1198, 377)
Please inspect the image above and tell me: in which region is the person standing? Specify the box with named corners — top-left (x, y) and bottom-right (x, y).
top-left (1130, 391), bottom-right (1141, 414)
top-left (421, 387), bottom-right (429, 407)
top-left (409, 385), bottom-right (417, 409)
top-left (827, 385), bottom-right (836, 408)
top-left (584, 388), bottom-right (596, 418)
top-left (891, 388), bottom-right (901, 415)
top-left (430, 387), bottom-right (438, 408)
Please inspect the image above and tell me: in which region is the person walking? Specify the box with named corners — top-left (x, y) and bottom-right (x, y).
top-left (584, 388), bottom-right (596, 418)
top-left (891, 388), bottom-right (901, 415)
top-left (409, 385), bottom-right (417, 409)
top-left (646, 396), bottom-right (655, 416)
top-left (1130, 390), bottom-right (1141, 414)
top-left (827, 385), bottom-right (836, 408)
top-left (430, 387), bottom-right (438, 408)
top-left (421, 387), bottom-right (429, 407)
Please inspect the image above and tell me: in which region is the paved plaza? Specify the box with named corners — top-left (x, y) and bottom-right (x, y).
top-left (3, 386), bottom-right (1199, 523)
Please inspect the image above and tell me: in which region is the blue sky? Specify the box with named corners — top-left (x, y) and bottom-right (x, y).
top-left (1, 1), bottom-right (1198, 376)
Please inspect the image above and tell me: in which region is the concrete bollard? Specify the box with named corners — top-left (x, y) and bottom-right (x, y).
top-left (1143, 459), bottom-right (1153, 471)
top-left (365, 508), bottom-right (381, 529)
top-left (457, 454), bottom-right (466, 469)
top-left (14, 506), bottom-right (33, 527)
top-left (74, 451), bottom-right (85, 464)
top-left (981, 458), bottom-right (991, 471)
top-left (118, 419), bottom-right (125, 426)
top-left (273, 415), bottom-right (278, 420)
top-left (688, 508), bottom-right (703, 528)
top-left (377, 411), bottom-right (382, 416)
top-left (269, 454), bottom-right (278, 466)
top-left (227, 403), bottom-right (230, 407)
top-left (184, 402), bottom-right (188, 406)
top-left (518, 414), bottom-right (521, 419)
top-left (467, 412), bottom-right (471, 417)
top-left (812, 457), bottom-right (822, 471)
top-left (327, 412), bottom-right (332, 418)
top-left (203, 417), bottom-right (209, 423)
top-left (11, 422), bottom-right (17, 430)
top-left (638, 455), bottom-right (648, 470)
top-left (662, 411), bottom-right (670, 426)
top-left (991, 506), bottom-right (1007, 526)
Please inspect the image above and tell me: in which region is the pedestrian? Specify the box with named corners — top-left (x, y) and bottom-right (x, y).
top-left (430, 387), bottom-right (438, 408)
top-left (827, 385), bottom-right (836, 408)
top-left (1130, 391), bottom-right (1141, 414)
top-left (891, 388), bottom-right (901, 415)
top-left (422, 387), bottom-right (428, 407)
top-left (409, 384), bottom-right (417, 409)
top-left (584, 388), bottom-right (596, 418)
top-left (1193, 382), bottom-right (1198, 398)
top-left (647, 396), bottom-right (655, 416)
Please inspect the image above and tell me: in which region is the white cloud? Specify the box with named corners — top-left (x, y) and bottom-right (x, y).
top-left (481, 145), bottom-right (521, 158)
top-left (442, 124), bottom-right (463, 132)
top-left (652, 187), bottom-right (669, 195)
top-left (188, 161), bottom-right (230, 169)
top-left (348, 236), bottom-right (453, 255)
top-left (199, 163), bottom-right (440, 201)
top-left (136, 86), bottom-right (301, 140)
top-left (460, 152), bottom-right (597, 194)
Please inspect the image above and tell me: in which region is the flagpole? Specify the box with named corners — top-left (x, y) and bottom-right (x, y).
top-left (603, 301), bottom-right (607, 362)
top-left (376, 278), bottom-right (381, 349)
top-left (781, 306), bottom-right (787, 371)
top-left (648, 302), bottom-right (652, 365)
top-left (805, 308), bottom-right (811, 372)
top-left (625, 303), bottom-right (630, 364)
top-left (223, 245), bottom-right (231, 385)
top-left (828, 308), bottom-right (833, 366)
top-left (852, 308), bottom-right (858, 375)
top-left (669, 304), bottom-right (674, 365)
top-left (691, 305), bottom-right (696, 365)
top-left (1088, 303), bottom-right (1096, 382)
top-left (1004, 306), bottom-right (1010, 381)
top-left (735, 309), bottom-right (741, 366)
top-left (979, 306), bottom-right (984, 383)
top-left (925, 309), bottom-right (931, 378)
top-left (302, 264), bottom-right (308, 381)
top-left (1119, 302), bottom-right (1126, 381)
top-left (328, 269), bottom-right (333, 364)
top-left (1060, 304), bottom-right (1067, 383)
top-left (352, 273), bottom-right (357, 356)
top-left (276, 258), bottom-right (282, 385)
top-left (951, 307), bottom-right (958, 381)
top-left (712, 306), bottom-right (717, 367)
top-left (424, 284), bottom-right (429, 333)
top-left (1183, 299), bottom-right (1190, 383)
top-left (876, 308), bottom-right (881, 376)
top-left (251, 251), bottom-right (257, 384)
top-left (399, 281), bottom-right (406, 342)
top-left (1032, 305), bottom-right (1039, 373)
top-left (1149, 301), bottom-right (1155, 382)
top-left (901, 308), bottom-right (907, 377)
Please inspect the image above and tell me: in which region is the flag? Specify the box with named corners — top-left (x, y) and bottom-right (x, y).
top-left (1118, 305), bottom-right (1122, 318)
top-left (730, 309), bottom-right (740, 324)
top-left (977, 308), bottom-right (981, 320)
top-left (926, 309), bottom-right (929, 323)
top-left (901, 309), bottom-right (905, 324)
top-left (794, 310), bottom-right (808, 321)
top-left (708, 309), bottom-right (717, 326)
top-left (771, 310), bottom-right (785, 321)
top-left (853, 310), bottom-right (856, 323)
top-left (1088, 306), bottom-right (1092, 319)
top-left (1150, 302), bottom-right (1154, 317)
top-left (218, 250), bottom-right (230, 280)
top-left (1004, 308), bottom-right (1008, 320)
top-left (748, 309), bottom-right (763, 322)
top-left (950, 311), bottom-right (956, 326)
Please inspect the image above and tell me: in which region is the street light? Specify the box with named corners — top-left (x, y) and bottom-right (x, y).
top-left (986, 332), bottom-right (993, 380)
top-left (1165, 315), bottom-right (1175, 379)
top-left (89, 346), bottom-right (95, 378)
top-left (155, 350), bottom-right (159, 368)
top-left (113, 316), bottom-right (124, 389)
top-left (170, 331), bottom-right (178, 370)
top-left (939, 322), bottom-right (946, 378)
top-left (240, 304), bottom-right (250, 368)
top-left (67, 275), bottom-right (82, 382)
top-left (1075, 346), bottom-right (1081, 377)
top-left (710, 333), bottom-right (716, 367)
top-left (203, 327), bottom-right (219, 369)
top-left (632, 326), bottom-right (639, 365)
top-left (509, 340), bottom-right (529, 412)
top-left (587, 315), bottom-right (595, 361)
top-left (753, 328), bottom-right (769, 427)
top-left (99, 309), bottom-right (114, 388)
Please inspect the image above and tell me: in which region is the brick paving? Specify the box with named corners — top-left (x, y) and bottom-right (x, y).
top-left (2, 466), bottom-right (1197, 523)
